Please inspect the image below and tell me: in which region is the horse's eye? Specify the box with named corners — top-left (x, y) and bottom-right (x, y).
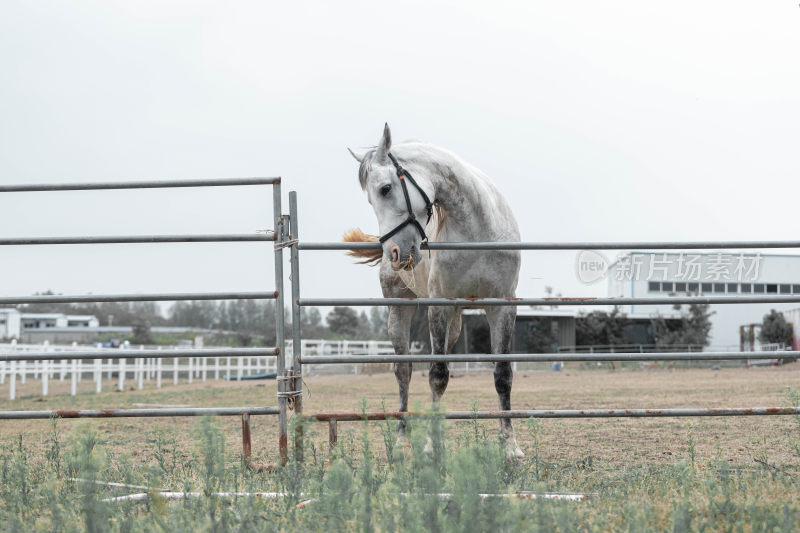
top-left (380, 184), bottom-right (392, 197)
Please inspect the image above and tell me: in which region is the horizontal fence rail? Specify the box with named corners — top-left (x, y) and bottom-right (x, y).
top-left (299, 351), bottom-right (800, 365)
top-left (0, 406), bottom-right (279, 420)
top-left (305, 407), bottom-right (800, 422)
top-left (0, 291), bottom-right (279, 305)
top-left (300, 240), bottom-right (800, 251)
top-left (0, 177), bottom-right (280, 192)
top-left (0, 233), bottom-right (276, 245)
top-left (0, 347), bottom-right (280, 362)
top-left (299, 295), bottom-right (800, 307)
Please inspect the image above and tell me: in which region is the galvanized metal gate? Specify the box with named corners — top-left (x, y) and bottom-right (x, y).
top-left (2, 180), bottom-right (800, 465)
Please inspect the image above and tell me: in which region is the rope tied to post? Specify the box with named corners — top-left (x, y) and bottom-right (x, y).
top-left (276, 370), bottom-right (307, 410)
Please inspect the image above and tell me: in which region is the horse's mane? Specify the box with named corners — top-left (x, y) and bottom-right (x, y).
top-left (343, 203), bottom-right (446, 266)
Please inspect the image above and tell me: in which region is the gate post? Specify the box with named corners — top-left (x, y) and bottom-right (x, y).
top-left (273, 180), bottom-right (288, 465)
top-left (289, 191), bottom-right (304, 461)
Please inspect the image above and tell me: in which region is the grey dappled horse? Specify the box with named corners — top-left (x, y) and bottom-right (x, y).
top-left (346, 124), bottom-right (523, 458)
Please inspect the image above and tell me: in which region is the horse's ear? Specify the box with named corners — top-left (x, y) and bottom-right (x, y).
top-left (375, 122), bottom-right (392, 161)
top-left (347, 147), bottom-right (368, 163)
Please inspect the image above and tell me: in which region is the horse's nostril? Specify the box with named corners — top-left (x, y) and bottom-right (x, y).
top-left (391, 249), bottom-right (399, 263)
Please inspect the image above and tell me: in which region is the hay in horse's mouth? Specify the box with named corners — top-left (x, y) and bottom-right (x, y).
top-left (398, 250), bottom-right (416, 271)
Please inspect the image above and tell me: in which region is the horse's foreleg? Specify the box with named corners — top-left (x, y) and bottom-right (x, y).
top-left (427, 306), bottom-right (461, 403)
top-left (485, 306), bottom-right (524, 459)
top-left (388, 305), bottom-right (415, 441)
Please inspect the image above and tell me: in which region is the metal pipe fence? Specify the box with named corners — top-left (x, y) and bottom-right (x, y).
top-left (0, 176), bottom-right (286, 463)
top-left (287, 189), bottom-right (800, 450)
top-left (299, 351), bottom-right (800, 365)
top-left (299, 240), bottom-right (800, 251)
top-left (299, 295), bottom-right (800, 307)
top-left (0, 234), bottom-right (276, 245)
top-left (4, 181), bottom-right (800, 466)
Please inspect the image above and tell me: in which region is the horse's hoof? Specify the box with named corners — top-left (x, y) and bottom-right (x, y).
top-left (423, 436), bottom-right (434, 455)
top-left (505, 438), bottom-right (525, 460)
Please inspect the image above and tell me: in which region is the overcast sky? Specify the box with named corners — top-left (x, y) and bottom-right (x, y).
top-left (1, 1), bottom-right (798, 321)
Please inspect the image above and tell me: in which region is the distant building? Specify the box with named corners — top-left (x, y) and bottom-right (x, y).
top-left (459, 307), bottom-right (682, 353)
top-left (607, 252), bottom-right (800, 348)
top-left (0, 309), bottom-right (99, 341)
top-left (0, 309), bottom-right (22, 339)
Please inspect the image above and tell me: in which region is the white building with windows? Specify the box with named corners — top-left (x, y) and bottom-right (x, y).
top-left (607, 252), bottom-right (800, 348)
top-left (0, 309), bottom-right (22, 339)
top-left (0, 309), bottom-right (99, 340)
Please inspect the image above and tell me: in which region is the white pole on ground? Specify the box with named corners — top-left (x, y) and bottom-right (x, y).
top-left (95, 359), bottom-right (102, 394)
top-left (20, 360), bottom-right (26, 384)
top-left (202, 357), bottom-right (207, 382)
top-left (214, 357), bottom-right (219, 380)
top-left (107, 357), bottom-right (113, 380)
top-left (226, 357), bottom-right (231, 380)
top-left (237, 357), bottom-right (243, 381)
top-left (118, 358), bottom-right (125, 391)
top-left (42, 360), bottom-right (49, 396)
top-left (187, 358), bottom-right (193, 384)
top-left (9, 361), bottom-right (16, 400)
top-left (0, 360), bottom-right (5, 385)
top-left (173, 357), bottom-right (178, 385)
top-left (137, 358), bottom-right (144, 390)
top-left (60, 359), bottom-right (67, 381)
top-left (70, 359), bottom-right (78, 396)
top-left (156, 358), bottom-right (162, 389)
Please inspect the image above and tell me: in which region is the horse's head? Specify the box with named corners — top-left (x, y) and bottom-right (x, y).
top-left (349, 124), bottom-right (432, 271)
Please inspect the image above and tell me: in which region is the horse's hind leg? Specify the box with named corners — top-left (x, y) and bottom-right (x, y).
top-left (388, 305), bottom-right (416, 442)
top-left (485, 306), bottom-right (524, 459)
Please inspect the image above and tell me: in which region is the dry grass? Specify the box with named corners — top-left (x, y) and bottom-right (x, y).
top-left (1, 364), bottom-right (799, 469)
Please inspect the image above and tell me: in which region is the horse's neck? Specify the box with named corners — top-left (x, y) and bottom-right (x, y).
top-left (401, 144), bottom-right (517, 242)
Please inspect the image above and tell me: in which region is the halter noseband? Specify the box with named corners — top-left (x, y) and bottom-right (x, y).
top-left (378, 153), bottom-right (434, 244)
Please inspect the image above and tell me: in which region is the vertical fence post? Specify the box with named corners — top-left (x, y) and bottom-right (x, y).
top-left (118, 358), bottom-right (125, 391)
top-left (70, 359), bottom-right (78, 396)
top-left (95, 359), bottom-right (102, 394)
top-left (42, 360), bottom-right (49, 396)
top-left (156, 358), bottom-right (162, 389)
top-left (9, 361), bottom-right (16, 400)
top-left (289, 191), bottom-right (304, 461)
top-left (173, 357), bottom-right (179, 385)
top-left (241, 413), bottom-right (252, 460)
top-left (273, 180), bottom-right (288, 466)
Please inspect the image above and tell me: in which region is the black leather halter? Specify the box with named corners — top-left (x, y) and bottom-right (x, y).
top-left (379, 153), bottom-right (434, 244)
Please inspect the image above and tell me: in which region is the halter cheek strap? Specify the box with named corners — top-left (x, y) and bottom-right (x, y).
top-left (379, 153), bottom-right (434, 244)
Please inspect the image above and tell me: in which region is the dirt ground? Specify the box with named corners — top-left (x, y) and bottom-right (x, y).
top-left (1, 364), bottom-right (799, 469)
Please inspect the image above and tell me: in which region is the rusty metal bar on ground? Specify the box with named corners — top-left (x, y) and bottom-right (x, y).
top-left (299, 295), bottom-right (800, 307)
top-left (300, 351), bottom-right (800, 364)
top-left (303, 407), bottom-right (800, 422)
top-left (0, 177), bottom-right (280, 192)
top-left (0, 347), bottom-right (279, 362)
top-left (328, 420), bottom-right (338, 449)
top-left (0, 291), bottom-right (279, 305)
top-left (298, 240), bottom-right (800, 251)
top-left (0, 233), bottom-right (276, 245)
top-left (0, 406), bottom-right (279, 419)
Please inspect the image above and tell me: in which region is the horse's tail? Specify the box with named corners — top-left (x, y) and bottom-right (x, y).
top-left (343, 228), bottom-right (383, 265)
